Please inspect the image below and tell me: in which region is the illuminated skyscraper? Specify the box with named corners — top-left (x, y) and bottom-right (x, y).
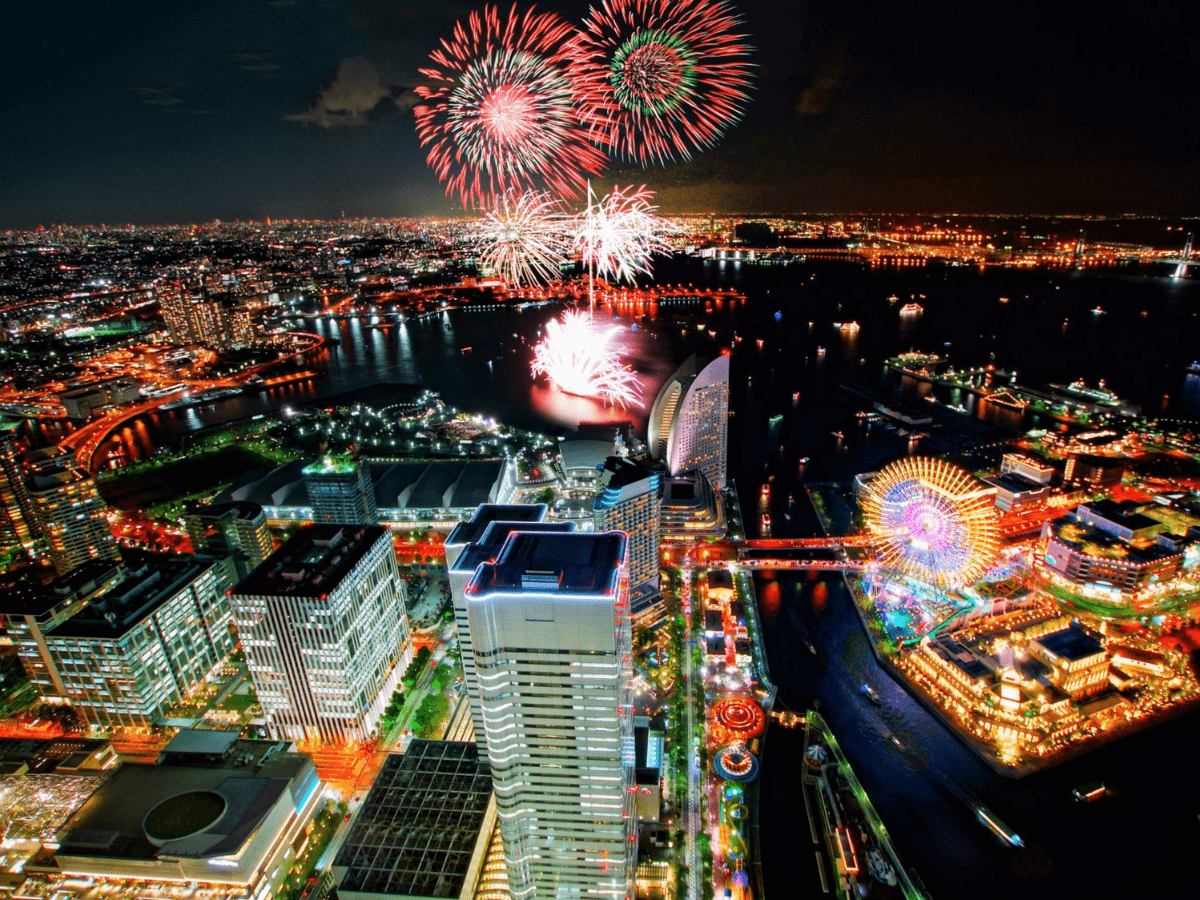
top-left (183, 500), bottom-right (274, 578)
top-left (41, 555), bottom-right (237, 729)
top-left (304, 456), bottom-right (378, 524)
top-left (444, 503), bottom-right (572, 756)
top-left (230, 525), bottom-right (411, 744)
top-left (648, 354), bottom-right (730, 489)
top-left (464, 530), bottom-right (635, 900)
top-left (593, 456), bottom-right (662, 612)
top-left (158, 282), bottom-right (257, 347)
top-left (25, 451), bottom-right (119, 576)
top-left (0, 429), bottom-right (38, 549)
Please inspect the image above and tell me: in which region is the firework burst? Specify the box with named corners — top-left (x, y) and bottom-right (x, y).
top-left (414, 3), bottom-right (608, 208)
top-left (531, 309), bottom-right (640, 407)
top-left (574, 183), bottom-right (673, 285)
top-left (480, 190), bottom-right (570, 285)
top-left (570, 0), bottom-right (755, 165)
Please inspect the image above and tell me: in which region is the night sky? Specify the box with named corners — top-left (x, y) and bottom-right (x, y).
top-left (3, 0), bottom-right (1195, 226)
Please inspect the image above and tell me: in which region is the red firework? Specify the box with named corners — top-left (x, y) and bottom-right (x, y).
top-left (570, 0), bottom-right (755, 165)
top-left (414, 3), bottom-right (608, 208)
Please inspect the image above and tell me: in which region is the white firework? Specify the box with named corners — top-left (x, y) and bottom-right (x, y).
top-left (480, 190), bottom-right (570, 285)
top-left (574, 183), bottom-right (673, 285)
top-left (531, 309), bottom-right (641, 407)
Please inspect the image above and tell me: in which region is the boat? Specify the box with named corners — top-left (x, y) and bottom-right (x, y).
top-left (887, 294), bottom-right (899, 304)
top-left (860, 684), bottom-right (882, 706)
top-left (899, 302), bottom-right (923, 315)
top-left (760, 513), bottom-right (771, 537)
top-left (1071, 781), bottom-right (1109, 803)
top-left (1187, 361), bottom-right (1200, 375)
top-left (1091, 306), bottom-right (1105, 315)
top-left (974, 804), bottom-right (1024, 847)
top-left (866, 847), bottom-right (898, 886)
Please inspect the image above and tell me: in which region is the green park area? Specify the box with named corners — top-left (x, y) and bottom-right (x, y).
top-left (98, 445), bottom-right (282, 517)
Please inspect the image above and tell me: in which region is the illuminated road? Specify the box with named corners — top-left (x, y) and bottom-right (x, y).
top-left (681, 565), bottom-right (702, 900)
top-left (60, 390), bottom-right (187, 469)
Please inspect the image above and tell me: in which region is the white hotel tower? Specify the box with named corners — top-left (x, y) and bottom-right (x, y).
top-left (444, 504), bottom-right (573, 757)
top-left (463, 529), bottom-right (636, 900)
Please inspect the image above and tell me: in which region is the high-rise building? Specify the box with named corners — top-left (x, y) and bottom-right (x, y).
top-left (25, 452), bottom-right (119, 576)
top-left (183, 500), bottom-right (274, 578)
top-left (230, 525), bottom-right (411, 744)
top-left (464, 530), bottom-right (635, 900)
top-left (158, 282), bottom-right (258, 347)
top-left (444, 504), bottom-right (571, 756)
top-left (647, 354), bottom-right (730, 489)
top-left (2, 560), bottom-right (126, 701)
top-left (0, 429), bottom-right (38, 549)
top-left (41, 555), bottom-right (237, 728)
top-left (594, 456), bottom-right (662, 611)
top-left (304, 456), bottom-right (378, 525)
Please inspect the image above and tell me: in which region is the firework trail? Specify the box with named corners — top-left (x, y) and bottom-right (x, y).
top-left (414, 3), bottom-right (608, 208)
top-left (570, 0), bottom-right (755, 164)
top-left (480, 190), bottom-right (570, 285)
top-left (531, 309), bottom-right (641, 407)
top-left (574, 183), bottom-right (673, 286)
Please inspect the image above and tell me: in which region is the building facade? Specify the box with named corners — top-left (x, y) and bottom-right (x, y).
top-left (57, 377), bottom-right (140, 420)
top-left (593, 456), bottom-right (662, 610)
top-left (2, 560), bottom-right (126, 701)
top-left (25, 453), bottom-right (120, 576)
top-left (444, 504), bottom-right (571, 758)
top-left (1040, 503), bottom-right (1186, 597)
top-left (1000, 453), bottom-right (1055, 485)
top-left (648, 354), bottom-right (730, 489)
top-left (230, 525), bottom-right (411, 744)
top-left (0, 429), bottom-right (38, 549)
top-left (183, 500), bottom-right (274, 578)
top-left (43, 556), bottom-right (237, 728)
top-left (159, 283), bottom-right (257, 346)
top-left (464, 531), bottom-right (636, 900)
top-left (303, 457), bottom-right (379, 525)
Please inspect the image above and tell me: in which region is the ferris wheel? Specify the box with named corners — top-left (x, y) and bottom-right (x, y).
top-left (861, 456), bottom-right (1000, 589)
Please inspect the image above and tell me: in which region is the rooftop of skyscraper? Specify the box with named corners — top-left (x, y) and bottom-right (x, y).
top-left (1, 559), bottom-right (126, 618)
top-left (233, 524), bottom-right (386, 598)
top-left (445, 503), bottom-right (547, 549)
top-left (46, 554), bottom-right (220, 640)
top-left (302, 455), bottom-right (360, 476)
top-left (450, 521), bottom-right (575, 576)
top-left (594, 456), bottom-right (660, 511)
top-left (465, 531), bottom-right (627, 598)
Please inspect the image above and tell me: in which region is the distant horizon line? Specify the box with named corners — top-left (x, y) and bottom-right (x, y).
top-left (5, 210), bottom-right (1199, 231)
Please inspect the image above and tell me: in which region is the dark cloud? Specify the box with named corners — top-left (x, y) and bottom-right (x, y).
top-left (287, 56), bottom-right (403, 128)
top-left (226, 52), bottom-right (283, 75)
top-left (794, 60), bottom-right (842, 115)
top-left (125, 85), bottom-right (185, 107)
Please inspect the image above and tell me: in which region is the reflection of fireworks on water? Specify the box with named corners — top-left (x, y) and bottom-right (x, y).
top-left (570, 0), bottom-right (755, 164)
top-left (574, 183), bottom-right (672, 284)
top-left (413, 4), bottom-right (608, 208)
top-left (480, 190), bottom-right (569, 285)
top-left (531, 310), bottom-right (640, 407)
top-left (861, 457), bottom-right (1000, 589)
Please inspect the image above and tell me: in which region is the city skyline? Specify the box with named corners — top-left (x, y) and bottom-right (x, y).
top-left (2, 1), bottom-right (1197, 227)
top-left (2, 3), bottom-right (1200, 899)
